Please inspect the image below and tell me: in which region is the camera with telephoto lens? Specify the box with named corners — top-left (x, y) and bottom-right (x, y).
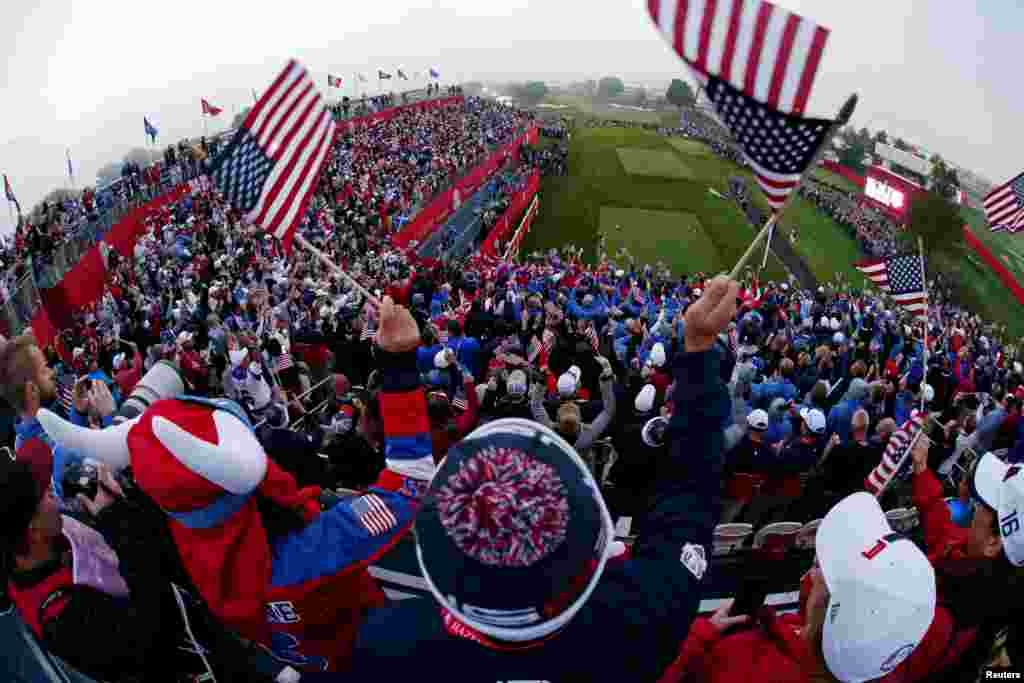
top-left (112, 360), bottom-right (186, 423)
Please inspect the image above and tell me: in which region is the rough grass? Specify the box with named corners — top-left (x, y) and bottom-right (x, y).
top-left (616, 147), bottom-right (694, 179)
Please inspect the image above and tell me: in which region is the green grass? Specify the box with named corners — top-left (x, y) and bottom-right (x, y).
top-left (664, 137), bottom-right (717, 158)
top-left (600, 208), bottom-right (719, 273)
top-left (812, 167), bottom-right (861, 193)
top-left (616, 147), bottom-right (694, 179)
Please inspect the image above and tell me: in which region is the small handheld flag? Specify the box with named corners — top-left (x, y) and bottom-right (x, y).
top-left (855, 254), bottom-right (929, 321)
top-left (378, 70), bottom-right (392, 80)
top-left (328, 74), bottom-right (343, 88)
top-left (864, 411), bottom-right (927, 496)
top-left (144, 117), bottom-right (159, 143)
top-left (983, 171), bottom-right (1024, 233)
top-left (4, 174), bottom-right (20, 214)
top-left (209, 59), bottom-right (337, 252)
top-left (201, 98), bottom-right (223, 116)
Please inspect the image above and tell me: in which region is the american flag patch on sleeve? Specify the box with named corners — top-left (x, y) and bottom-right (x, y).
top-left (349, 494), bottom-right (398, 536)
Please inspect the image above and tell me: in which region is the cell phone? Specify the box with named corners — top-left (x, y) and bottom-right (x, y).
top-left (729, 580), bottom-right (768, 618)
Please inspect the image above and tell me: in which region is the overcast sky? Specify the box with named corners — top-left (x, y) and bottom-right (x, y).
top-left (2, 0), bottom-right (1020, 236)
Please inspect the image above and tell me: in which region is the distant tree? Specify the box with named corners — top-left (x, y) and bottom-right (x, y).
top-left (521, 81), bottom-right (548, 103)
top-left (597, 76), bottom-right (625, 100)
top-left (838, 139), bottom-right (870, 174)
top-left (929, 155), bottom-right (961, 201)
top-left (462, 81), bottom-right (484, 96)
top-left (123, 147), bottom-right (160, 167)
top-left (232, 106), bottom-right (252, 129)
top-left (632, 89), bottom-right (648, 107)
top-left (30, 188), bottom-right (80, 217)
top-left (906, 191), bottom-right (964, 261)
top-left (665, 79), bottom-right (696, 110)
top-left (584, 79), bottom-right (597, 96)
top-left (873, 130), bottom-right (889, 145)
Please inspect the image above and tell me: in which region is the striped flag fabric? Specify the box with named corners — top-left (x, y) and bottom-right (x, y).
top-left (865, 411), bottom-right (927, 495)
top-left (646, 0), bottom-right (834, 210)
top-left (360, 325), bottom-right (377, 342)
top-left (210, 60), bottom-right (337, 251)
top-left (56, 379), bottom-right (74, 417)
top-left (584, 324), bottom-right (599, 352)
top-left (647, 0), bottom-right (830, 116)
top-left (274, 352), bottom-right (294, 372)
top-left (855, 254), bottom-right (928, 320)
top-left (349, 493), bottom-right (398, 536)
top-left (201, 98), bottom-right (223, 116)
top-left (983, 171), bottom-right (1024, 233)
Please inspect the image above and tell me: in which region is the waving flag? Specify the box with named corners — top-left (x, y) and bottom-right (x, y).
top-left (397, 68), bottom-right (408, 80)
top-left (144, 117), bottom-right (159, 143)
top-left (4, 174), bottom-right (20, 214)
top-left (66, 149), bottom-right (74, 185)
top-left (328, 74), bottom-right (343, 88)
top-left (274, 352), bottom-right (294, 372)
top-left (378, 70), bottom-right (392, 80)
top-left (647, 0), bottom-right (829, 116)
top-left (647, 0), bottom-right (834, 210)
top-left (209, 60), bottom-right (337, 251)
top-left (855, 254), bottom-right (928, 320)
top-left (201, 98), bottom-right (223, 116)
top-left (429, 67), bottom-right (441, 79)
top-left (984, 171), bottom-right (1024, 233)
top-left (865, 410), bottom-right (927, 495)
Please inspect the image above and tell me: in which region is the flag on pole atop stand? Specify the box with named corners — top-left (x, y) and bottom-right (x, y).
top-left (983, 171), bottom-right (1024, 233)
top-left (647, 0), bottom-right (833, 210)
top-left (209, 59), bottom-right (337, 252)
top-left (201, 98), bottom-right (223, 116)
top-left (429, 67), bottom-right (441, 79)
top-left (144, 117), bottom-right (159, 143)
top-left (66, 149), bottom-right (74, 185)
top-left (328, 74), bottom-right (343, 88)
top-left (357, 73), bottom-right (368, 83)
top-left (397, 68), bottom-right (408, 80)
top-left (864, 410), bottom-right (927, 495)
top-left (855, 254), bottom-right (928, 320)
top-left (4, 175), bottom-right (20, 214)
top-left (378, 70), bottom-right (392, 80)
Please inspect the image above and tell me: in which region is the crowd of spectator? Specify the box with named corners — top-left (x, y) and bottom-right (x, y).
top-left (0, 93), bottom-right (1021, 683)
top-left (798, 179), bottom-right (903, 258)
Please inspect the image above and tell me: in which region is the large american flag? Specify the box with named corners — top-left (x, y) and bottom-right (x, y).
top-left (983, 171), bottom-right (1024, 233)
top-left (865, 410), bottom-right (927, 496)
top-left (855, 254), bottom-right (928, 320)
top-left (211, 60), bottom-right (337, 250)
top-left (647, 0), bottom-right (830, 116)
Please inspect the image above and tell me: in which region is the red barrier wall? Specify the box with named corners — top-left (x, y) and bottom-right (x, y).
top-left (962, 225), bottom-right (1024, 305)
top-left (820, 160), bottom-right (865, 188)
top-left (392, 126), bottom-right (537, 248)
top-left (339, 96), bottom-right (463, 131)
top-left (479, 172), bottom-right (540, 258)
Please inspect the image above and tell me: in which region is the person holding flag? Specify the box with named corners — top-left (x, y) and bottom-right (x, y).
top-left (144, 117), bottom-right (158, 144)
top-left (4, 174), bottom-right (20, 217)
top-left (328, 74), bottom-right (343, 88)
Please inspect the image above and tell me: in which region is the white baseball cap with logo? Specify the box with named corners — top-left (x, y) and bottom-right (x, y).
top-left (800, 407), bottom-right (826, 435)
top-left (815, 492), bottom-right (936, 683)
top-left (971, 452), bottom-right (1024, 567)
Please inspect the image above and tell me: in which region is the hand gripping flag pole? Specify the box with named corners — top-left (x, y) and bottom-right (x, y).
top-left (729, 93), bottom-right (858, 279)
top-left (292, 234), bottom-right (380, 308)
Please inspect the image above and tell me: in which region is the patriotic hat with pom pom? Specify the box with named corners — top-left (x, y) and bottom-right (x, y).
top-left (416, 418), bottom-right (614, 644)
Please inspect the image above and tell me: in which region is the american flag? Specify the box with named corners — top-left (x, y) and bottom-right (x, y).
top-left (210, 60), bottom-right (337, 251)
top-left (584, 324), bottom-right (599, 353)
top-left (327, 74), bottom-right (343, 88)
top-left (647, 0), bottom-right (833, 209)
top-left (865, 411), bottom-right (927, 495)
top-left (647, 0), bottom-right (829, 117)
top-left (274, 352), bottom-right (294, 372)
top-left (201, 98), bottom-right (222, 117)
top-left (56, 380), bottom-right (74, 416)
top-left (360, 325), bottom-right (377, 342)
top-left (349, 493), bottom-right (397, 536)
top-left (452, 393), bottom-right (468, 411)
top-left (702, 75), bottom-right (832, 209)
top-left (855, 254), bottom-right (928, 321)
top-left (983, 172), bottom-right (1024, 233)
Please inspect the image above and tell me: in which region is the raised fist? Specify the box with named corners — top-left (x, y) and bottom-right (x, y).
top-left (683, 275), bottom-right (739, 353)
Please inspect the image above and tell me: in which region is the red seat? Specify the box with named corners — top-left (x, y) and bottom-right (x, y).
top-left (762, 474), bottom-right (803, 499)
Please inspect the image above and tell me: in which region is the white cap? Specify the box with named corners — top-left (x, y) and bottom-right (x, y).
top-left (693, 288), bottom-right (703, 297)
top-left (73, 347), bottom-right (85, 359)
top-left (971, 453), bottom-right (1024, 567)
top-left (832, 332), bottom-right (846, 345)
top-left (820, 316), bottom-right (830, 328)
top-left (112, 353), bottom-right (126, 370)
top-left (567, 365), bottom-right (582, 382)
top-left (816, 493), bottom-right (936, 683)
top-left (922, 384), bottom-right (934, 403)
top-left (746, 409), bottom-right (769, 431)
top-left (557, 372), bottom-right (577, 398)
top-left (634, 384), bottom-right (656, 413)
top-left (649, 343), bottom-right (666, 368)
top-left (830, 317), bottom-right (841, 331)
top-left (800, 407), bottom-right (826, 435)
top-left (434, 350), bottom-right (451, 369)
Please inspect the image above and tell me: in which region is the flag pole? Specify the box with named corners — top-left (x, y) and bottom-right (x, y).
top-left (729, 93), bottom-right (859, 279)
top-left (918, 234), bottom-right (930, 412)
top-left (293, 233), bottom-right (380, 307)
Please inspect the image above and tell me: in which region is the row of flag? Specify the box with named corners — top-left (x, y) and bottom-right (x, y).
top-left (326, 66), bottom-right (442, 89)
top-left (984, 171), bottom-right (1024, 234)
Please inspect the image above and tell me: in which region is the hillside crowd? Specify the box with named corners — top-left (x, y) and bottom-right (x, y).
top-left (0, 94), bottom-right (1021, 683)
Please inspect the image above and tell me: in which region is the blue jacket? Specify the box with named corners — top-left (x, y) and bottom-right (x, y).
top-left (827, 397), bottom-right (863, 445)
top-left (346, 349), bottom-right (729, 682)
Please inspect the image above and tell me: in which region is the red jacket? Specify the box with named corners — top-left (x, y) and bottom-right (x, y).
top-left (658, 601), bottom-right (970, 683)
